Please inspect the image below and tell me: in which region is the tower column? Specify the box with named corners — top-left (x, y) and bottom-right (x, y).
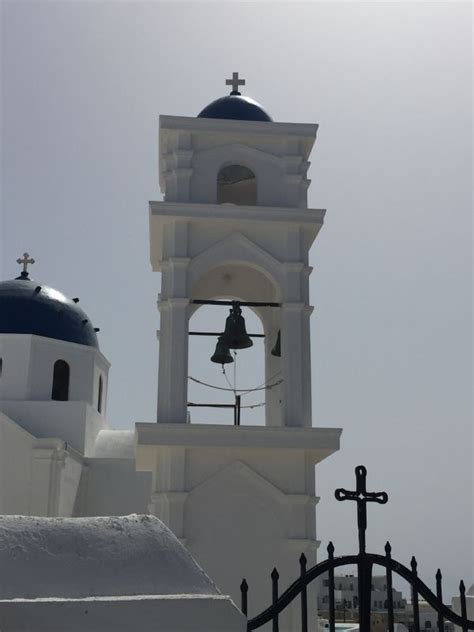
top-left (157, 297), bottom-right (189, 424)
top-left (281, 302), bottom-right (312, 427)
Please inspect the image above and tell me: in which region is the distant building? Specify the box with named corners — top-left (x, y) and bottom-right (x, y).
top-left (403, 601), bottom-right (454, 632)
top-left (452, 585), bottom-right (474, 632)
top-left (317, 574), bottom-right (407, 617)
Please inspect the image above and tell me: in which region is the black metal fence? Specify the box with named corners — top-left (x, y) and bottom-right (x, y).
top-left (241, 466), bottom-right (474, 632)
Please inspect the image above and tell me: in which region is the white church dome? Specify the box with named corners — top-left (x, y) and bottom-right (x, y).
top-left (0, 514), bottom-right (219, 599)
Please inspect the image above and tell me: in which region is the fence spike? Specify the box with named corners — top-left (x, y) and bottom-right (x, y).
top-left (271, 567), bottom-right (280, 632)
top-left (460, 579), bottom-right (468, 632)
top-left (435, 569), bottom-right (443, 632)
top-left (385, 541), bottom-right (392, 556)
top-left (410, 556), bottom-right (418, 573)
top-left (240, 579), bottom-right (248, 616)
top-left (299, 552), bottom-right (307, 567)
top-left (327, 541), bottom-right (335, 556)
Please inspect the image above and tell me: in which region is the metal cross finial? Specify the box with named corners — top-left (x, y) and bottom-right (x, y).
top-left (226, 72), bottom-right (245, 95)
top-left (335, 465), bottom-right (388, 554)
top-left (16, 252), bottom-right (35, 279)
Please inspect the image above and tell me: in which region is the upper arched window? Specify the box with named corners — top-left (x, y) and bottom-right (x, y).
top-left (51, 360), bottom-right (70, 401)
top-left (97, 375), bottom-right (103, 413)
top-left (217, 164), bottom-right (257, 205)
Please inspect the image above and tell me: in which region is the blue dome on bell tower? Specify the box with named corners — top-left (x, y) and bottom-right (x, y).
top-left (197, 72), bottom-right (273, 122)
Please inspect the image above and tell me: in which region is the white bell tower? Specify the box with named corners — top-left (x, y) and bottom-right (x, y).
top-left (136, 75), bottom-right (342, 631)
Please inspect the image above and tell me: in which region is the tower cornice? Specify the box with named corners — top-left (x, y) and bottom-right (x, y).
top-left (159, 114), bottom-right (319, 145)
top-left (149, 201), bottom-right (325, 225)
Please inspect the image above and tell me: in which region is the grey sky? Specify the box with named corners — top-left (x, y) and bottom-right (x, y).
top-left (1, 1), bottom-right (472, 599)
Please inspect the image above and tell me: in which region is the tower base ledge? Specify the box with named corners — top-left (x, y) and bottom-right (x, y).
top-left (135, 422), bottom-right (341, 471)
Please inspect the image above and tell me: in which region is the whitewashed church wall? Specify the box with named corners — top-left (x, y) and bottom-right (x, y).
top-left (0, 334), bottom-right (109, 408)
top-left (28, 336), bottom-right (109, 406)
top-left (29, 439), bottom-right (71, 516)
top-left (190, 144), bottom-right (288, 207)
top-left (183, 456), bottom-right (318, 630)
top-left (160, 118), bottom-right (314, 209)
top-left (57, 451), bottom-right (83, 516)
top-left (75, 458), bottom-right (152, 516)
top-left (0, 335), bottom-right (32, 400)
top-left (0, 414), bottom-right (82, 517)
top-left (0, 596), bottom-right (247, 632)
top-left (184, 448), bottom-right (306, 495)
top-left (0, 413), bottom-right (35, 514)
top-left (28, 337), bottom-right (95, 401)
top-left (190, 264), bottom-right (278, 306)
top-left (186, 221), bottom-right (305, 264)
top-left (0, 400), bottom-right (105, 456)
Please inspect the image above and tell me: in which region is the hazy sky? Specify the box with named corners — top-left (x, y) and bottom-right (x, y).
top-left (1, 1), bottom-right (472, 599)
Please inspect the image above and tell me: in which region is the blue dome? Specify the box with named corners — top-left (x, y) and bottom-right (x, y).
top-left (0, 277), bottom-right (99, 348)
top-left (198, 95), bottom-right (273, 122)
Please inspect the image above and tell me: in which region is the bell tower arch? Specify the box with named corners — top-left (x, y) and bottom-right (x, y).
top-left (139, 75), bottom-right (342, 631)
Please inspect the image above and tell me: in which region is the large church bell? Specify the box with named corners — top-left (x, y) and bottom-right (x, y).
top-left (210, 302), bottom-right (253, 366)
top-left (222, 302), bottom-right (253, 350)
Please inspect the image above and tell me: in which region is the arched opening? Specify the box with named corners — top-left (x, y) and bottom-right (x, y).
top-left (188, 304), bottom-right (267, 426)
top-left (188, 262), bottom-right (282, 427)
top-left (51, 360), bottom-right (70, 401)
top-left (217, 164), bottom-right (257, 205)
top-left (97, 375), bottom-right (103, 413)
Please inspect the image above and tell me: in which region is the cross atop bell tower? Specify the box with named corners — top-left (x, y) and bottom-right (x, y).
top-left (225, 71), bottom-right (245, 95)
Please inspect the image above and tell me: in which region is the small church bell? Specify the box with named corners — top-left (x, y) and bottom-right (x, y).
top-left (271, 330), bottom-right (281, 357)
top-left (222, 303), bottom-right (253, 350)
top-left (210, 336), bottom-right (234, 365)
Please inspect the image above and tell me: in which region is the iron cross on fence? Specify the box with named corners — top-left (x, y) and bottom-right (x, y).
top-left (226, 72), bottom-right (245, 94)
top-left (335, 465), bottom-right (388, 554)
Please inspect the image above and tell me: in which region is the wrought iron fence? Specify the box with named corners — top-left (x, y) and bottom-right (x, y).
top-left (241, 466), bottom-right (474, 632)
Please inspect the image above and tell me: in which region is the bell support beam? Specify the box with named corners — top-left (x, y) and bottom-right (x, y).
top-left (192, 299), bottom-right (280, 307)
top-left (189, 331), bottom-right (265, 337)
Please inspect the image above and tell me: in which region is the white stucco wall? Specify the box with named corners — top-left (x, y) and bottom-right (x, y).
top-left (0, 334), bottom-right (109, 410)
top-left (0, 413), bottom-right (35, 514)
top-left (0, 399), bottom-right (106, 455)
top-left (76, 458), bottom-right (152, 517)
top-left (0, 412), bottom-right (85, 516)
top-left (159, 116), bottom-right (316, 209)
top-left (0, 595), bottom-right (246, 632)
